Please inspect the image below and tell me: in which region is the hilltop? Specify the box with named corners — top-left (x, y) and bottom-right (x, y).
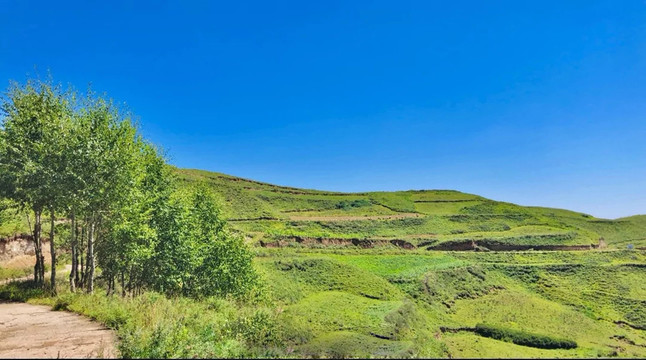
top-left (176, 168), bottom-right (646, 250)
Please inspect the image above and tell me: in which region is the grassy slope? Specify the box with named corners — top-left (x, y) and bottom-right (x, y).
top-left (2, 168), bottom-right (645, 358)
top-left (176, 168), bottom-right (646, 357)
top-left (254, 248), bottom-right (646, 358)
top-left (176, 168), bottom-right (646, 249)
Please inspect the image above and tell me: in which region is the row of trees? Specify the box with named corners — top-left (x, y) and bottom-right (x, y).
top-left (0, 78), bottom-right (257, 298)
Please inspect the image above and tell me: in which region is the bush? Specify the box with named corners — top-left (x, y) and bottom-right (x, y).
top-left (474, 323), bottom-right (577, 349)
top-left (0, 280), bottom-right (46, 302)
top-left (335, 199), bottom-right (372, 210)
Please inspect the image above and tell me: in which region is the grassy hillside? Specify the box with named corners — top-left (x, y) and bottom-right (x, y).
top-left (252, 248), bottom-right (646, 358)
top-left (176, 168), bottom-right (646, 250)
top-left (3, 167), bottom-right (646, 358)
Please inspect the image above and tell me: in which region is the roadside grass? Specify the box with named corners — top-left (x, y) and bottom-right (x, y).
top-left (0, 273), bottom-right (286, 358)
top-left (43, 292), bottom-right (283, 358)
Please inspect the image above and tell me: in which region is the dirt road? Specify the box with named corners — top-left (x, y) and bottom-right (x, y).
top-left (0, 264), bottom-right (117, 358)
top-left (0, 302), bottom-right (117, 358)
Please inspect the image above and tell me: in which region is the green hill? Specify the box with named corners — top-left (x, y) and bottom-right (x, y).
top-left (176, 168), bottom-right (646, 250)
top-left (3, 167), bottom-right (646, 358)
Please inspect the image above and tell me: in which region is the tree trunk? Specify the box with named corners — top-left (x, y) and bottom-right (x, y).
top-left (33, 210), bottom-right (44, 286)
top-left (121, 271), bottom-right (126, 297)
top-left (49, 206), bottom-right (56, 294)
top-left (28, 212), bottom-right (37, 284)
top-left (79, 225), bottom-right (85, 287)
top-left (86, 219), bottom-right (95, 293)
top-left (69, 210), bottom-right (77, 292)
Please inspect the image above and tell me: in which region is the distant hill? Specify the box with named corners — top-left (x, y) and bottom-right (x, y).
top-left (175, 168), bottom-right (646, 250)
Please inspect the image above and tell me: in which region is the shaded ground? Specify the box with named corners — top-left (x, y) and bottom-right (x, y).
top-left (0, 301), bottom-right (117, 358)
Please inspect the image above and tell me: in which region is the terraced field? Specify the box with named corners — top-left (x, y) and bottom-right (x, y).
top-left (176, 168), bottom-right (646, 250)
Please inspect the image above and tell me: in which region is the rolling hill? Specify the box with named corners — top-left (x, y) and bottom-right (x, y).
top-left (172, 169), bottom-right (646, 358)
top-left (176, 168), bottom-right (646, 250)
top-left (3, 167), bottom-right (646, 358)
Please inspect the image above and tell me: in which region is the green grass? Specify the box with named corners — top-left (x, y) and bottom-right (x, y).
top-left (3, 250), bottom-right (646, 358)
top-left (0, 266), bottom-right (32, 281)
top-left (0, 273), bottom-right (284, 358)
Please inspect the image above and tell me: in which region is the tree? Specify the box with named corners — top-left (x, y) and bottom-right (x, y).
top-left (0, 78), bottom-right (71, 288)
top-left (1, 75), bottom-right (259, 300)
top-left (73, 94), bottom-right (142, 293)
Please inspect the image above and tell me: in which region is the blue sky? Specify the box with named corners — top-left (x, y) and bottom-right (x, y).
top-left (2, 1), bottom-right (645, 218)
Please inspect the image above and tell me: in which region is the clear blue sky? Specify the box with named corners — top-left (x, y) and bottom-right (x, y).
top-left (2, 1), bottom-right (645, 219)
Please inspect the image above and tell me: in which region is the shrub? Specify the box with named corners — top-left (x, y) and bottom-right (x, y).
top-left (0, 280), bottom-right (46, 302)
top-left (335, 199), bottom-right (372, 210)
top-left (474, 323), bottom-right (577, 349)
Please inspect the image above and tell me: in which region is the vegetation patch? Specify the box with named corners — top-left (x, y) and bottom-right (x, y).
top-left (473, 323), bottom-right (577, 349)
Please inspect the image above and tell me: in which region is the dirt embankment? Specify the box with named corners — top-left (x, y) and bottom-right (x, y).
top-left (259, 236), bottom-right (605, 252)
top-left (0, 302), bottom-right (117, 358)
top-left (287, 213), bottom-right (423, 221)
top-left (427, 239), bottom-right (601, 252)
top-left (1, 235), bottom-right (50, 269)
top-left (260, 236), bottom-right (416, 249)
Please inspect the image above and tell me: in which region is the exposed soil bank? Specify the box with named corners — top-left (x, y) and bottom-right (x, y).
top-left (0, 302), bottom-right (117, 358)
top-left (0, 235), bottom-right (50, 261)
top-left (259, 236), bottom-right (416, 249)
top-left (1, 235), bottom-right (50, 267)
top-left (287, 213), bottom-right (422, 221)
top-left (259, 236), bottom-right (604, 252)
top-left (427, 239), bottom-right (601, 252)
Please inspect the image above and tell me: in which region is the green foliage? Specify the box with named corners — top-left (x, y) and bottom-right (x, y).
top-left (474, 323), bottom-right (578, 349)
top-left (0, 76), bottom-right (259, 299)
top-left (138, 183), bottom-right (259, 298)
top-left (335, 199), bottom-right (372, 210)
top-left (0, 280), bottom-right (47, 302)
top-left (3, 76), bottom-right (646, 359)
top-left (0, 198), bottom-right (29, 236)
